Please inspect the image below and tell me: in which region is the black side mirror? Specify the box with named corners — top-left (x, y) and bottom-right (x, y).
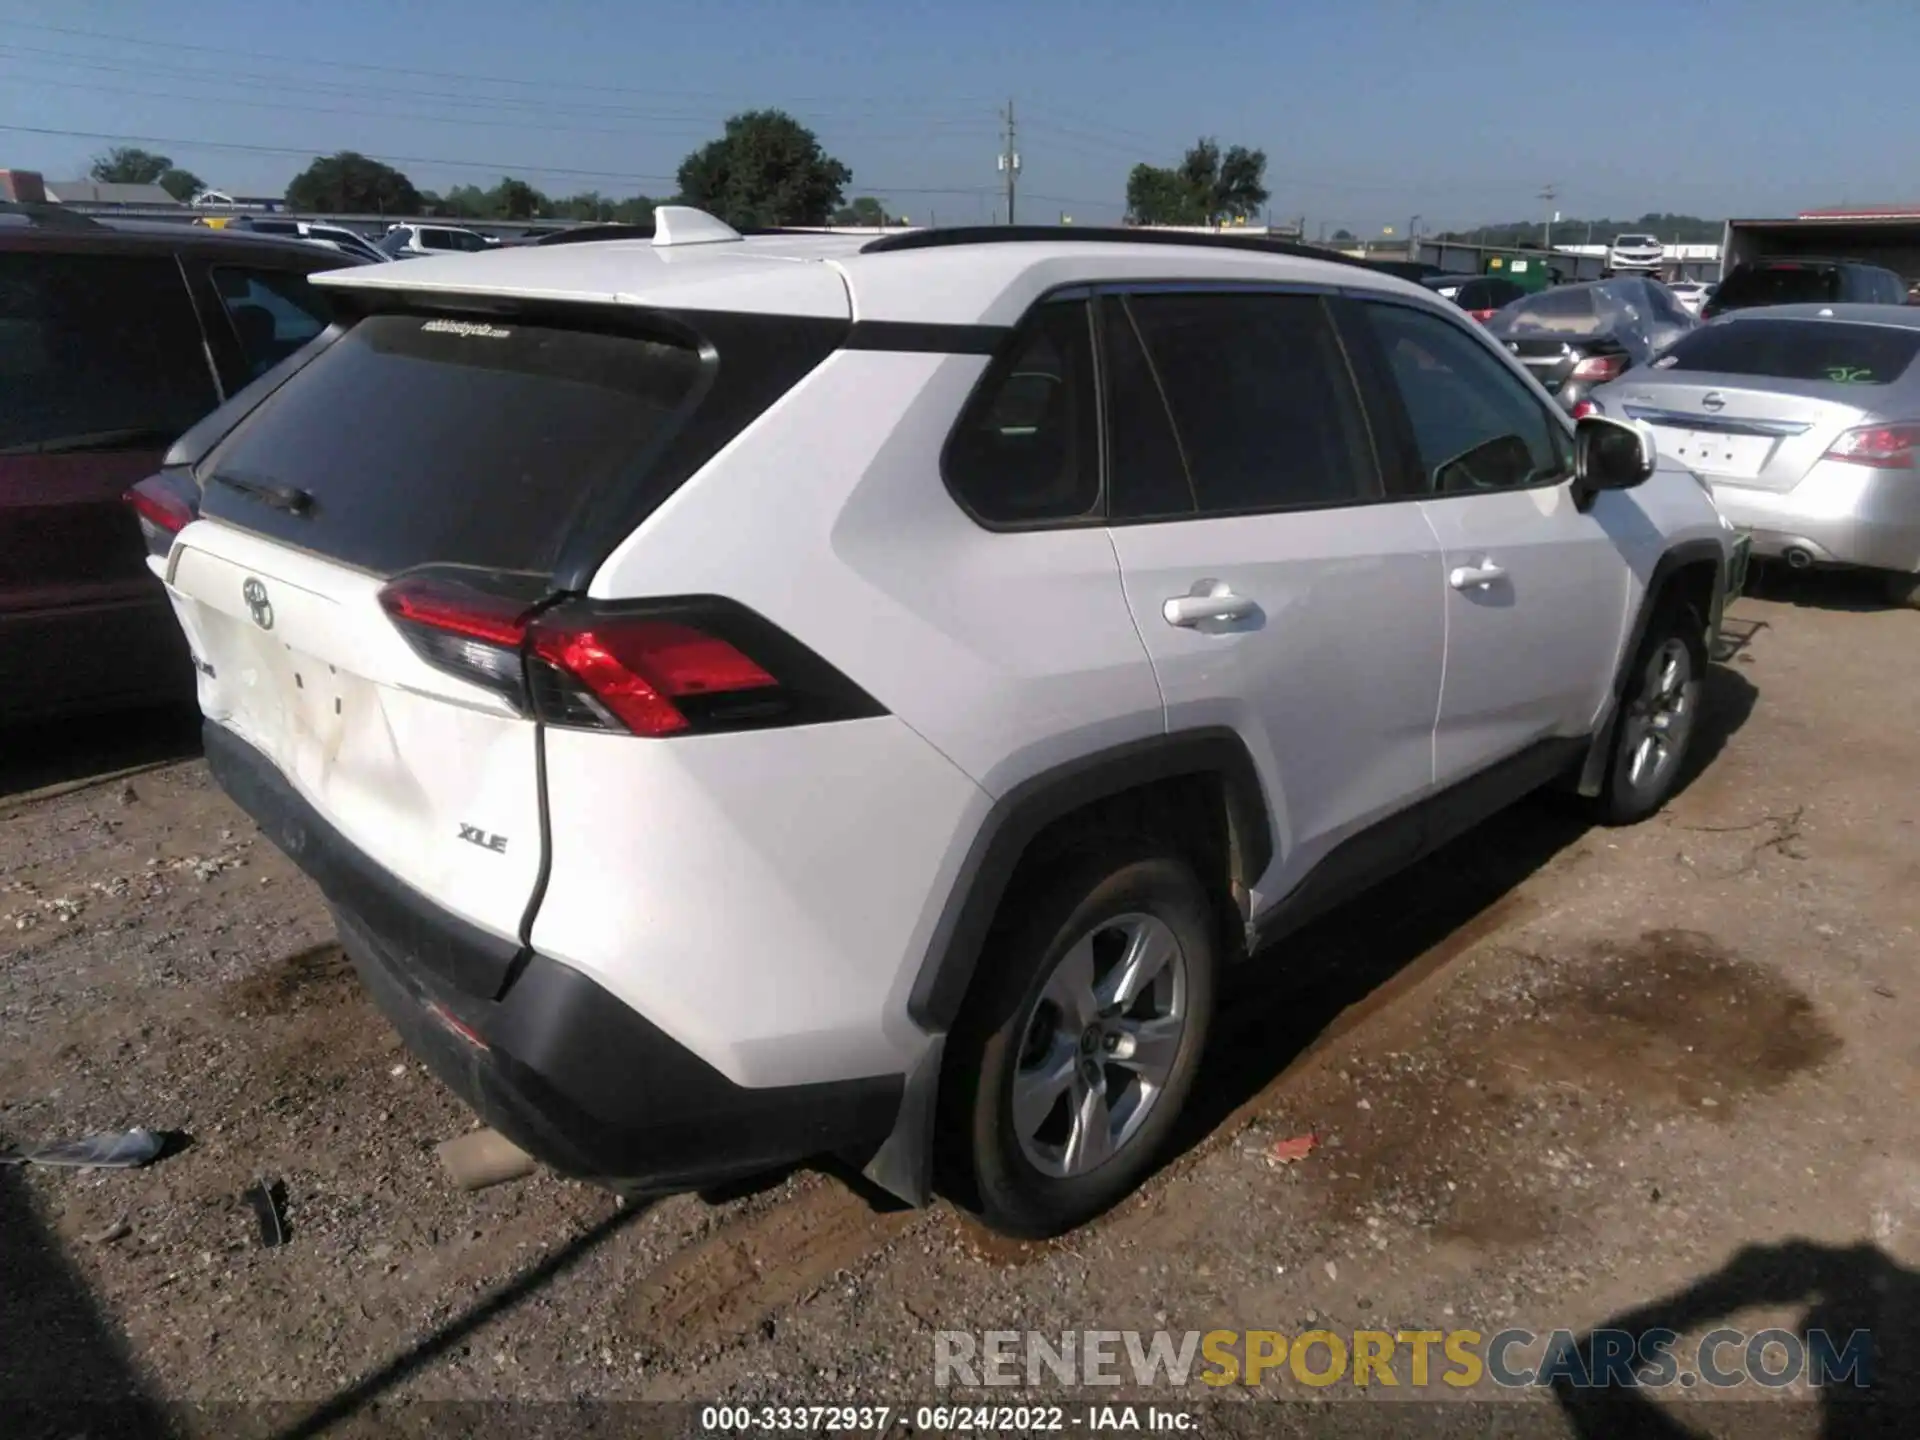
top-left (1574, 415), bottom-right (1657, 501)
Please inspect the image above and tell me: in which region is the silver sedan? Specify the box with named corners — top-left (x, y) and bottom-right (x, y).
top-left (1589, 303), bottom-right (1920, 605)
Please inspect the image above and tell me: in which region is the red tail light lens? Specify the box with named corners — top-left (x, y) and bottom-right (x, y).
top-left (529, 618), bottom-right (776, 737)
top-left (1569, 353), bottom-right (1629, 383)
top-left (376, 578), bottom-right (882, 737)
top-left (1570, 399), bottom-right (1600, 419)
top-left (125, 473), bottom-right (198, 557)
top-left (1824, 423), bottom-right (1920, 469)
top-left (1467, 308), bottom-right (1497, 323)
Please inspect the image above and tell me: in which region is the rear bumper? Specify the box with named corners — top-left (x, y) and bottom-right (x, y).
top-left (203, 721), bottom-right (904, 1192)
top-left (1708, 465), bottom-right (1920, 574)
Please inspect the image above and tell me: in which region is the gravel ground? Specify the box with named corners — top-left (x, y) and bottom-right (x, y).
top-left (2, 571), bottom-right (1916, 1438)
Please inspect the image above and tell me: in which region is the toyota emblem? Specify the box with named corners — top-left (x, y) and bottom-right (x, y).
top-left (1701, 391), bottom-right (1726, 413)
top-left (242, 577), bottom-right (274, 631)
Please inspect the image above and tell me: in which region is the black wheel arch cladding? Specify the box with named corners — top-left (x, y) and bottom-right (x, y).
top-left (907, 728), bottom-right (1272, 1032)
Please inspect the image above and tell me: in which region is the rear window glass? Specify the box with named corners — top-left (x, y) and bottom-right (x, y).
top-left (212, 267), bottom-right (332, 380)
top-left (1488, 287), bottom-right (1599, 334)
top-left (0, 251), bottom-right (218, 453)
top-left (202, 313), bottom-right (703, 575)
top-left (1713, 264), bottom-right (1842, 310)
top-left (1656, 320), bottom-right (1920, 385)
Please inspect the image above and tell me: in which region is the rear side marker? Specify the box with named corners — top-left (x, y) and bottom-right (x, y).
top-left (377, 575), bottom-right (884, 737)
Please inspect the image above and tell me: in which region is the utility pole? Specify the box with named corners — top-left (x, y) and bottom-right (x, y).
top-left (1539, 184), bottom-right (1558, 250)
top-left (997, 100), bottom-right (1020, 225)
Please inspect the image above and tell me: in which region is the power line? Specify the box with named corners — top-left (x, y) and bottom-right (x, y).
top-left (6, 18), bottom-right (1003, 110)
top-left (0, 40), bottom-right (998, 130)
top-left (0, 123), bottom-right (1015, 199)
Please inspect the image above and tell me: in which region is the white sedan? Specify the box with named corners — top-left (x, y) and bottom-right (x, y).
top-left (1666, 280), bottom-right (1711, 316)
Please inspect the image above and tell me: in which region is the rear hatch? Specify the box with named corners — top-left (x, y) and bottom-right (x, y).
top-left (1487, 287), bottom-right (1631, 393)
top-left (162, 308), bottom-right (726, 961)
top-left (1503, 336), bottom-right (1627, 395)
top-left (1612, 318), bottom-right (1920, 490)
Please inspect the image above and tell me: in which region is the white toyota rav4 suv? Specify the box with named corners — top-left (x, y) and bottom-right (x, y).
top-left (148, 208), bottom-right (1738, 1236)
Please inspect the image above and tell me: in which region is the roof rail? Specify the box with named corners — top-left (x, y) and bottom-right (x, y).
top-left (858, 224), bottom-right (1380, 272)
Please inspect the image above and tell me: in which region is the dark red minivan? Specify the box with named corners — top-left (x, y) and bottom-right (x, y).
top-left (0, 205), bottom-right (357, 722)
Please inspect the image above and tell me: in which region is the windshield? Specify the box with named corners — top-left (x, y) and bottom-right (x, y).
top-left (1654, 320), bottom-right (1920, 385)
top-left (1615, 235), bottom-right (1659, 248)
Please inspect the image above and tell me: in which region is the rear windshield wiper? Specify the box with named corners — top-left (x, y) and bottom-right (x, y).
top-left (206, 469), bottom-right (316, 515)
top-left (0, 425), bottom-right (183, 456)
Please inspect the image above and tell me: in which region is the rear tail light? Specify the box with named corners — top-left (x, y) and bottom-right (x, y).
top-left (377, 575), bottom-right (881, 737)
top-left (1569, 353), bottom-right (1629, 383)
top-left (124, 472), bottom-right (198, 558)
top-left (1570, 399), bottom-right (1600, 419)
top-left (1467, 308), bottom-right (1497, 323)
top-left (1823, 423), bottom-right (1920, 469)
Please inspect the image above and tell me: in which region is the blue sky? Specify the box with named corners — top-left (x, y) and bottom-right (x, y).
top-left (3, 0), bottom-right (1916, 229)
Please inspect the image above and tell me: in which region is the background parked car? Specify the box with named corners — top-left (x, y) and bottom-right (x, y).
top-left (1606, 233), bottom-right (1666, 273)
top-left (1702, 258), bottom-right (1907, 319)
top-left (1422, 273), bottom-right (1528, 322)
top-left (1590, 304), bottom-right (1920, 605)
top-left (1486, 276), bottom-right (1697, 414)
top-left (378, 222), bottom-right (499, 258)
top-left (1666, 279), bottom-right (1712, 316)
top-left (0, 214), bottom-right (353, 722)
top-left (217, 216), bottom-right (389, 265)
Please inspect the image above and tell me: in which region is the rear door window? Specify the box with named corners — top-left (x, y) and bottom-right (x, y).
top-left (211, 266), bottom-right (332, 379)
top-left (202, 312), bottom-right (705, 574)
top-left (0, 251), bottom-right (218, 453)
top-left (1123, 291), bottom-right (1379, 514)
top-left (944, 297), bottom-right (1101, 525)
top-left (1654, 320), bottom-right (1920, 384)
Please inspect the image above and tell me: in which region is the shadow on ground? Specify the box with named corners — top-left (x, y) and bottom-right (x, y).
top-left (0, 704), bottom-right (202, 803)
top-left (1165, 659), bottom-right (1758, 1166)
top-left (1553, 1240), bottom-right (1918, 1438)
top-left (1743, 562), bottom-right (1912, 615)
top-left (0, 1159), bottom-right (166, 1438)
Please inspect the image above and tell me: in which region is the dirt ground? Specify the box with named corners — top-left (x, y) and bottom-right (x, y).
top-left (3, 570), bottom-right (1917, 1437)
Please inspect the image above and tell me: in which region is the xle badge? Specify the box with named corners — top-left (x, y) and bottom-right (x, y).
top-left (458, 824), bottom-right (508, 854)
top-left (242, 577), bottom-right (274, 631)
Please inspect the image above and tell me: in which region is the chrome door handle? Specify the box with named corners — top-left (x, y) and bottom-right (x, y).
top-left (1448, 560), bottom-right (1506, 590)
top-left (1163, 579), bottom-right (1256, 627)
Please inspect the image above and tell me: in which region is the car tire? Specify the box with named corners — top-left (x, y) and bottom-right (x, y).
top-left (944, 843), bottom-right (1216, 1238)
top-left (1592, 600), bottom-right (1707, 825)
top-left (1882, 571), bottom-right (1920, 610)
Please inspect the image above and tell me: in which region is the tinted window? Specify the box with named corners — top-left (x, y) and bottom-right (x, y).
top-left (1102, 297), bottom-right (1195, 520)
top-left (945, 298), bottom-right (1100, 524)
top-left (420, 229), bottom-right (455, 251)
top-left (204, 313), bottom-right (704, 574)
top-left (211, 267), bottom-right (332, 378)
top-left (1126, 292), bottom-right (1377, 513)
top-left (1367, 303), bottom-right (1571, 494)
top-left (1713, 263), bottom-right (1843, 311)
top-left (1655, 319), bottom-right (1920, 385)
top-left (0, 251), bottom-right (218, 453)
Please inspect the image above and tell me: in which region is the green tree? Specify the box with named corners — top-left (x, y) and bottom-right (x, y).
top-left (440, 184), bottom-right (489, 218)
top-left (157, 167), bottom-right (204, 202)
top-left (1126, 164), bottom-right (1200, 225)
top-left (612, 194), bottom-right (655, 225)
top-left (490, 177), bottom-right (547, 220)
top-left (90, 147), bottom-right (173, 186)
top-left (556, 190), bottom-right (617, 222)
top-left (1331, 227), bottom-right (1356, 241)
top-left (1126, 138), bottom-right (1269, 226)
top-left (677, 110), bottom-right (851, 227)
top-left (831, 195), bottom-right (890, 226)
top-left (285, 152), bottom-right (421, 214)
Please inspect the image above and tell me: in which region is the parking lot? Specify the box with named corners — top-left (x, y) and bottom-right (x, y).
top-left (2, 568), bottom-right (1915, 1431)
